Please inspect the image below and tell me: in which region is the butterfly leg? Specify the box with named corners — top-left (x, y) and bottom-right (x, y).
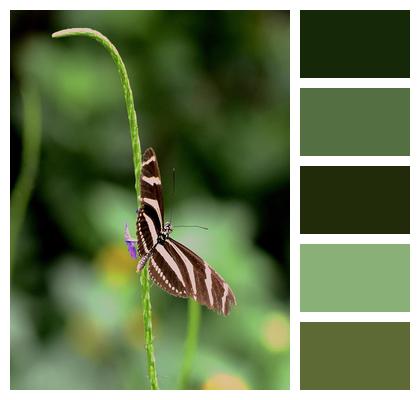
top-left (137, 252), bottom-right (152, 273)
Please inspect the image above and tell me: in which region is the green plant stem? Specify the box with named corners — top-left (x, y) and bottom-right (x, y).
top-left (52, 28), bottom-right (158, 390)
top-left (179, 299), bottom-right (202, 389)
top-left (10, 84), bottom-right (41, 270)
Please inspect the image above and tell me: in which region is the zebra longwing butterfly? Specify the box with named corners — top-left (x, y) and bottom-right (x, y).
top-left (134, 148), bottom-right (237, 316)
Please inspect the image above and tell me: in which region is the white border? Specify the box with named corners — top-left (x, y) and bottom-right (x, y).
top-left (300, 313), bottom-right (410, 323)
top-left (300, 234), bottom-right (411, 244)
top-left (301, 78), bottom-right (411, 88)
top-left (409, 6), bottom-right (418, 394)
top-left (3, 0), bottom-right (420, 398)
top-left (5, 0), bottom-right (419, 11)
top-left (289, 8), bottom-right (300, 392)
top-left (300, 157), bottom-right (411, 166)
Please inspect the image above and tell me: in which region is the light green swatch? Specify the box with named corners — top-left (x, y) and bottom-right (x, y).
top-left (300, 244), bottom-right (410, 312)
top-left (300, 88), bottom-right (410, 156)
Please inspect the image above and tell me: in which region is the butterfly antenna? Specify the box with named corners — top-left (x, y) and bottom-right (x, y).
top-left (169, 167), bottom-right (176, 224)
top-left (173, 225), bottom-right (209, 230)
top-left (169, 167), bottom-right (207, 231)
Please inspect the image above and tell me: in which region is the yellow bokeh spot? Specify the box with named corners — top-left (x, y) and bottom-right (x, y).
top-left (94, 244), bottom-right (135, 287)
top-left (262, 312), bottom-right (290, 353)
top-left (124, 310), bottom-right (145, 349)
top-left (203, 373), bottom-right (249, 390)
top-left (66, 313), bottom-right (109, 359)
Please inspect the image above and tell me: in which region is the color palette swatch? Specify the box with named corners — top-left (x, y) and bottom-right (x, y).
top-left (300, 166), bottom-right (410, 234)
top-left (301, 89), bottom-right (410, 156)
top-left (299, 9), bottom-right (411, 391)
top-left (300, 245), bottom-right (410, 312)
top-left (300, 322), bottom-right (410, 390)
top-left (300, 10), bottom-right (410, 78)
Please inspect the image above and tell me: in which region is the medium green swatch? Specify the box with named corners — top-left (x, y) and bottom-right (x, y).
top-left (300, 10), bottom-right (410, 78)
top-left (300, 166), bottom-right (410, 234)
top-left (300, 244), bottom-right (410, 312)
top-left (300, 322), bottom-right (410, 390)
top-left (301, 89), bottom-right (410, 156)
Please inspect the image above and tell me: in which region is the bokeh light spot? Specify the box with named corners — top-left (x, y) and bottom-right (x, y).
top-left (124, 310), bottom-right (145, 349)
top-left (202, 373), bottom-right (249, 390)
top-left (262, 312), bottom-right (290, 353)
top-left (66, 313), bottom-right (109, 360)
top-left (94, 244), bottom-right (135, 287)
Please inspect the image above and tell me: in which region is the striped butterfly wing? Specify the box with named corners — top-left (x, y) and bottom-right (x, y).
top-left (160, 238), bottom-right (237, 316)
top-left (148, 243), bottom-right (189, 298)
top-left (136, 148), bottom-right (164, 257)
top-left (136, 147), bottom-right (237, 315)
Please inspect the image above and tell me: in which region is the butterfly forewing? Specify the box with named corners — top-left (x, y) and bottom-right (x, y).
top-left (136, 148), bottom-right (164, 257)
top-left (140, 148), bottom-right (164, 221)
top-left (136, 147), bottom-right (237, 316)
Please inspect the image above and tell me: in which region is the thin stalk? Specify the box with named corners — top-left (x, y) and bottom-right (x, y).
top-left (178, 299), bottom-right (202, 389)
top-left (52, 28), bottom-right (158, 390)
top-left (10, 84), bottom-right (41, 270)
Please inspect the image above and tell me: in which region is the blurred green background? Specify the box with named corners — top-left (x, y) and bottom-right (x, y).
top-left (10, 11), bottom-right (289, 389)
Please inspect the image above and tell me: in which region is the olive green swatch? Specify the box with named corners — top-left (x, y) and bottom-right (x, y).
top-left (300, 322), bottom-right (410, 390)
top-left (300, 10), bottom-right (410, 78)
top-left (300, 166), bottom-right (410, 234)
top-left (301, 89), bottom-right (410, 156)
top-left (300, 244), bottom-right (410, 312)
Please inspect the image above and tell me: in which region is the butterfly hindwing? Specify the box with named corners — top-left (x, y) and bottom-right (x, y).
top-left (166, 238), bottom-right (237, 316)
top-left (149, 245), bottom-right (189, 298)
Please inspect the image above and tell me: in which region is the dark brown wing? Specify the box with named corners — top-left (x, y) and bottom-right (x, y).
top-left (136, 148), bottom-right (164, 257)
top-left (165, 238), bottom-right (237, 315)
top-left (148, 243), bottom-right (189, 298)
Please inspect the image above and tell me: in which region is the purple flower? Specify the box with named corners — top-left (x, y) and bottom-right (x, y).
top-left (124, 223), bottom-right (137, 259)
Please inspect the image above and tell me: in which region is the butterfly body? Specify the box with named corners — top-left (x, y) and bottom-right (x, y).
top-left (135, 148), bottom-right (237, 315)
top-left (136, 221), bottom-right (173, 272)
top-left (157, 222), bottom-right (173, 244)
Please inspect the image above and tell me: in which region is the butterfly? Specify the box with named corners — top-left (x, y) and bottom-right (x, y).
top-left (125, 148), bottom-right (237, 316)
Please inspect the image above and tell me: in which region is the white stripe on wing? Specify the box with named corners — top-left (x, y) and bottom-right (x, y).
top-left (221, 282), bottom-right (229, 314)
top-left (156, 244), bottom-right (186, 287)
top-left (204, 263), bottom-right (214, 307)
top-left (142, 175), bottom-right (161, 185)
top-left (142, 156), bottom-right (156, 166)
top-left (142, 197), bottom-right (163, 224)
top-left (167, 240), bottom-right (197, 300)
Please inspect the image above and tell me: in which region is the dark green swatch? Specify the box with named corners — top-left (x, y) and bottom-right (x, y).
top-left (301, 89), bottom-right (410, 156)
top-left (300, 10), bottom-right (410, 78)
top-left (300, 322), bottom-right (410, 389)
top-left (300, 244), bottom-right (410, 312)
top-left (300, 166), bottom-right (410, 234)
